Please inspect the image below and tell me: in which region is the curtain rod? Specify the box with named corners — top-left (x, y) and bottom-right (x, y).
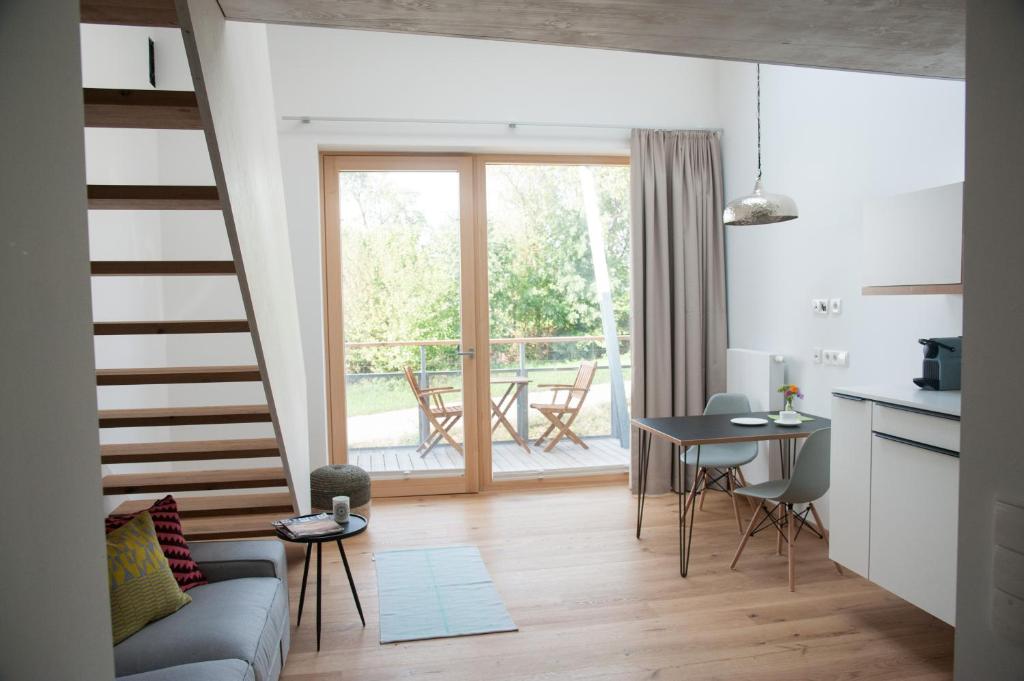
top-left (281, 114), bottom-right (721, 133)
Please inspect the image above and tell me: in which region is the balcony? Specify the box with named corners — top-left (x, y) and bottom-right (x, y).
top-left (344, 335), bottom-right (631, 479)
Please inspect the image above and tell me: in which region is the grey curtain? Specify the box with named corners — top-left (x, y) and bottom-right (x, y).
top-left (629, 129), bottom-right (727, 494)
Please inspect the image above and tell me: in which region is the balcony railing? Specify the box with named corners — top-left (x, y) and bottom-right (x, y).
top-left (344, 335), bottom-right (631, 449)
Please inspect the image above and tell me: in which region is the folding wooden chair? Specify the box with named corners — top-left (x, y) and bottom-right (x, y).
top-left (403, 366), bottom-right (463, 457)
top-left (530, 360), bottom-right (597, 453)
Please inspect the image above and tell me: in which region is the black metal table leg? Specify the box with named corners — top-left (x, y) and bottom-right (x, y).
top-left (636, 428), bottom-right (650, 538)
top-left (315, 542), bottom-right (322, 652)
top-left (337, 539), bottom-right (366, 626)
top-left (680, 443), bottom-right (700, 577)
top-left (296, 543), bottom-right (312, 627)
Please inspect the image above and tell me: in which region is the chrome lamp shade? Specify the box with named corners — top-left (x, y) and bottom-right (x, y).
top-left (723, 178), bottom-right (798, 226)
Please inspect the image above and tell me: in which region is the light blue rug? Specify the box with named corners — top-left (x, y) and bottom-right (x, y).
top-left (374, 546), bottom-right (518, 644)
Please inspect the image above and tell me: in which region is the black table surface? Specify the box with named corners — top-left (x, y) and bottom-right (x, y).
top-left (274, 513), bottom-right (368, 543)
top-left (633, 412), bottom-right (831, 446)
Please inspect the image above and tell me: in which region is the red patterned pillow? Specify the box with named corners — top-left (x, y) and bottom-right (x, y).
top-left (105, 495), bottom-right (207, 592)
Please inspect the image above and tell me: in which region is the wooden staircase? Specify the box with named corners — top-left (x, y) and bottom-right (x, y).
top-left (84, 1), bottom-right (298, 540)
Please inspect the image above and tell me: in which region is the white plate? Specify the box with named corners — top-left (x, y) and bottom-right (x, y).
top-left (731, 417), bottom-right (768, 426)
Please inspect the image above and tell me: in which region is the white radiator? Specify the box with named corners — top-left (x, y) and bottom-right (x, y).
top-left (726, 348), bottom-right (786, 485)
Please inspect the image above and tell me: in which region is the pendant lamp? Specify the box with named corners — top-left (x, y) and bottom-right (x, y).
top-left (723, 64), bottom-right (798, 226)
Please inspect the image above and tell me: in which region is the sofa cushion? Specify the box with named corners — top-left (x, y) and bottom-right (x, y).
top-left (108, 512), bottom-right (192, 645)
top-left (114, 577), bottom-right (286, 681)
top-left (107, 495), bottom-right (207, 592)
top-left (116, 659), bottom-right (255, 681)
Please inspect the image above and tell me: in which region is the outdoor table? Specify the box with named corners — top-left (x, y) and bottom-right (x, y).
top-left (491, 376), bottom-right (531, 452)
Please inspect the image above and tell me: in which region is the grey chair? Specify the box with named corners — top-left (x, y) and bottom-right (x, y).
top-left (680, 392), bottom-right (759, 533)
top-left (729, 428), bottom-right (842, 591)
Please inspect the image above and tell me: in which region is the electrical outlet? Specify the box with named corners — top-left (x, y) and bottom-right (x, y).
top-left (823, 349), bottom-right (836, 365)
top-left (823, 349), bottom-right (849, 367)
top-left (830, 298), bottom-right (842, 315)
top-left (811, 298), bottom-right (828, 315)
top-left (812, 347), bottom-right (822, 364)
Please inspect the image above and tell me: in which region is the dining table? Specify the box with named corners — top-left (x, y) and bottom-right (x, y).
top-left (632, 412), bottom-right (831, 576)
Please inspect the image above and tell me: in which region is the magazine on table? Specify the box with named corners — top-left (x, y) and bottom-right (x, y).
top-left (272, 512), bottom-right (344, 538)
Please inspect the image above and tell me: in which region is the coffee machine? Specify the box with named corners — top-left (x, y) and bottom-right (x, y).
top-left (913, 337), bottom-right (962, 391)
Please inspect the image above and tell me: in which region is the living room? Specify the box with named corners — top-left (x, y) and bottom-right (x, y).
top-left (3, 2), bottom-right (1022, 680)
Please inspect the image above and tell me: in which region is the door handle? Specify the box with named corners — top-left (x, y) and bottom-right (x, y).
top-left (456, 348), bottom-right (475, 359)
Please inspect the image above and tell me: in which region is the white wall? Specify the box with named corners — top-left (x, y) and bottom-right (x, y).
top-left (717, 62), bottom-right (965, 524)
top-left (267, 26), bottom-right (722, 472)
top-left (957, 0), bottom-right (1024, 676)
top-left (0, 1), bottom-right (115, 678)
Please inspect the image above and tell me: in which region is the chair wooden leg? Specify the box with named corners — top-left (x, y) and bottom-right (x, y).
top-left (534, 420), bottom-right (556, 446)
top-left (808, 502), bottom-right (844, 575)
top-left (698, 473), bottom-right (710, 510)
top-left (775, 504), bottom-right (784, 556)
top-left (787, 504), bottom-right (796, 592)
top-left (683, 468), bottom-right (705, 514)
top-left (727, 469), bottom-right (743, 534)
top-left (731, 501), bottom-right (764, 569)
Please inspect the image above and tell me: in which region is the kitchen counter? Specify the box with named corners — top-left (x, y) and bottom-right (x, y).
top-left (832, 384), bottom-right (961, 418)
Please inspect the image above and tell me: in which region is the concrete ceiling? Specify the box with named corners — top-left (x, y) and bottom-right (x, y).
top-left (217, 0), bottom-right (965, 79)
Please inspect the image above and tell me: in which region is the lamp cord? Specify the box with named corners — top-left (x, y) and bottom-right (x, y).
top-left (756, 63), bottom-right (762, 182)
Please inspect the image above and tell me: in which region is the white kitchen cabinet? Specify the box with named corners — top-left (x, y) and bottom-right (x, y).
top-left (862, 182), bottom-right (963, 295)
top-left (828, 394), bottom-right (873, 577)
top-left (829, 387), bottom-right (960, 625)
top-left (869, 434), bottom-right (959, 624)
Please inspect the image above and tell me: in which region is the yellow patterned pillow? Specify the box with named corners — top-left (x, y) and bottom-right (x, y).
top-left (107, 511), bottom-right (191, 644)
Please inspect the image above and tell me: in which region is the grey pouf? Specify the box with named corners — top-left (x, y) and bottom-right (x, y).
top-left (310, 464), bottom-right (372, 517)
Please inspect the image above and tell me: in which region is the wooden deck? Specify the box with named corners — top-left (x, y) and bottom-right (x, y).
top-left (349, 436), bottom-right (628, 479)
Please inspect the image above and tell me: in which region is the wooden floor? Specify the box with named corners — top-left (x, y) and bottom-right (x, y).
top-left (279, 484), bottom-right (953, 681)
top-left (350, 436), bottom-right (628, 479)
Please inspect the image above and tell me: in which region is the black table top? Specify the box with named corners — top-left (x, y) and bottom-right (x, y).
top-left (274, 513), bottom-right (368, 543)
top-left (633, 412), bottom-right (831, 446)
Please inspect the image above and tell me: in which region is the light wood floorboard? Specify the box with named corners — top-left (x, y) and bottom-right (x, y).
top-left (279, 484), bottom-right (953, 680)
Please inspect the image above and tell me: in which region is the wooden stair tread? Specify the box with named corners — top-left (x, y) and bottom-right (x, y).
top-left (97, 365), bottom-right (261, 385)
top-left (112, 492), bottom-right (293, 518)
top-left (101, 437), bottom-right (278, 463)
top-left (94, 319), bottom-right (250, 335)
top-left (80, 0), bottom-right (179, 27)
top-left (181, 513), bottom-right (284, 541)
top-left (91, 261), bottom-right (236, 276)
top-left (87, 184), bottom-right (220, 210)
top-left (103, 467), bottom-right (287, 494)
top-left (84, 88), bottom-right (200, 129)
top-left (99, 404), bottom-right (271, 428)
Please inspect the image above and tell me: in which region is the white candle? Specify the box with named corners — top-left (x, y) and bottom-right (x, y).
top-left (332, 495), bottom-right (350, 523)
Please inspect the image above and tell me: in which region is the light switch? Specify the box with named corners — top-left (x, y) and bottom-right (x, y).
top-left (830, 298), bottom-right (843, 315)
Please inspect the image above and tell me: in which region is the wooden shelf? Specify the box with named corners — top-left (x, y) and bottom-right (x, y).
top-left (87, 184), bottom-right (220, 210)
top-left (80, 0), bottom-right (179, 27)
top-left (83, 88), bottom-right (200, 129)
top-left (90, 261), bottom-right (236, 276)
top-left (100, 437), bottom-right (278, 464)
top-left (98, 404), bottom-right (271, 428)
top-left (97, 365), bottom-right (261, 385)
top-left (112, 492), bottom-right (293, 518)
top-left (862, 284), bottom-right (963, 296)
top-left (94, 319), bottom-right (250, 335)
top-left (102, 467), bottom-right (287, 495)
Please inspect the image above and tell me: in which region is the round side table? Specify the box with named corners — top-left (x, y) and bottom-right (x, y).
top-left (275, 513), bottom-right (367, 651)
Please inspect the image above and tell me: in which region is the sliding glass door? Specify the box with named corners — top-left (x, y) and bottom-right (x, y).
top-left (322, 156), bottom-right (482, 496)
top-left (322, 154), bottom-right (630, 495)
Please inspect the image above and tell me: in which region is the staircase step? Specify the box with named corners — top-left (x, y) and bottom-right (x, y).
top-left (87, 184), bottom-right (220, 210)
top-left (94, 319), bottom-right (250, 335)
top-left (91, 261), bottom-right (236, 276)
top-left (80, 0), bottom-right (178, 27)
top-left (101, 438), bottom-right (278, 464)
top-left (84, 88), bottom-right (200, 129)
top-left (103, 468), bottom-right (287, 495)
top-left (99, 404), bottom-right (271, 428)
top-left (181, 513), bottom-right (285, 541)
top-left (97, 365), bottom-right (261, 385)
top-left (112, 492), bottom-right (293, 518)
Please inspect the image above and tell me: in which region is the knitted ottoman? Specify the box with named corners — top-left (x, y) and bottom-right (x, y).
top-left (310, 464), bottom-right (372, 518)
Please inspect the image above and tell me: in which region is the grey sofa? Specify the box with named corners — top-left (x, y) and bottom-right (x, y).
top-left (114, 540), bottom-right (290, 681)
